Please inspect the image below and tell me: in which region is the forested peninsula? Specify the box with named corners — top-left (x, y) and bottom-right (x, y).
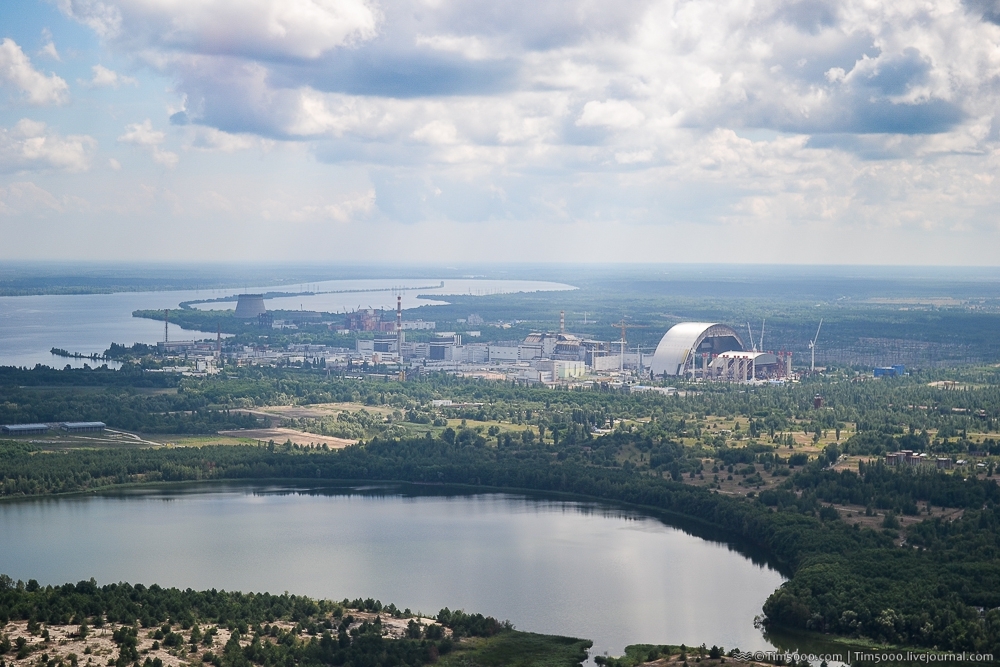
top-left (0, 576), bottom-right (595, 667)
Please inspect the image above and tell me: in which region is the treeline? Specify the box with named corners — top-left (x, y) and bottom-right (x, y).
top-left (0, 577), bottom-right (527, 667)
top-left (0, 366), bottom-right (174, 389)
top-left (0, 385), bottom-right (257, 434)
top-left (132, 309), bottom-right (246, 336)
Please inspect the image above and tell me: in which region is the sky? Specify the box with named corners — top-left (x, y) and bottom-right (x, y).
top-left (0, 0), bottom-right (998, 264)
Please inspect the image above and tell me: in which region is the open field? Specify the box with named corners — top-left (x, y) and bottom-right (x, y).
top-left (248, 403), bottom-right (397, 419)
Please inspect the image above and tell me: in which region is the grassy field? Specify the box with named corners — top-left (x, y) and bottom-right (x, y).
top-left (438, 631), bottom-right (592, 667)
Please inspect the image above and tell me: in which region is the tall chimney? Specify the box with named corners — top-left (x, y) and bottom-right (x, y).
top-left (164, 309), bottom-right (169, 344)
top-left (560, 310), bottom-right (565, 334)
top-left (396, 295), bottom-right (404, 359)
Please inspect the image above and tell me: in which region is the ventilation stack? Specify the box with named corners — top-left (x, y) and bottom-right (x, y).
top-left (560, 310), bottom-right (565, 333)
top-left (396, 295), bottom-right (404, 358)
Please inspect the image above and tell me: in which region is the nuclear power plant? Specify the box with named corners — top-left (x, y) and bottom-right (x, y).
top-left (350, 312), bottom-right (795, 385)
top-left (172, 294), bottom-right (802, 385)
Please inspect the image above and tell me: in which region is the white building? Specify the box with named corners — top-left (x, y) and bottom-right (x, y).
top-left (401, 320), bottom-right (436, 330)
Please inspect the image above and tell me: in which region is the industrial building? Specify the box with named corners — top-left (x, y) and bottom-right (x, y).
top-left (709, 351), bottom-right (783, 382)
top-left (650, 322), bottom-right (792, 381)
top-left (429, 333), bottom-right (463, 360)
top-left (234, 294), bottom-right (267, 319)
top-left (401, 320), bottom-right (435, 330)
top-left (61, 421), bottom-right (106, 433)
top-left (650, 322), bottom-right (745, 376)
top-left (2, 423), bottom-right (50, 435)
top-left (345, 308), bottom-right (397, 332)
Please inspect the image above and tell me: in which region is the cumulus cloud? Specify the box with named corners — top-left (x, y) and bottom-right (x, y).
top-left (59, 0), bottom-right (380, 59)
top-left (42, 0), bottom-right (1000, 260)
top-left (118, 119), bottom-right (178, 167)
top-left (0, 119), bottom-right (95, 172)
top-left (39, 30), bottom-right (61, 61)
top-left (184, 126), bottom-right (271, 152)
top-left (84, 64), bottom-right (137, 88)
top-left (0, 39), bottom-right (69, 105)
top-left (577, 100), bottom-right (645, 129)
top-left (62, 0), bottom-right (1000, 147)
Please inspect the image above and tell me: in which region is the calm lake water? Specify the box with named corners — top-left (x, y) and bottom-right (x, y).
top-left (0, 483), bottom-right (783, 660)
top-left (0, 279), bottom-right (573, 368)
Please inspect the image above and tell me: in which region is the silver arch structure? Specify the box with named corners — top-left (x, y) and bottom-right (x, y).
top-left (650, 322), bottom-right (745, 377)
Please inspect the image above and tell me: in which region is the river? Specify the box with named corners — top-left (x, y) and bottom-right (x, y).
top-left (0, 482), bottom-right (784, 661)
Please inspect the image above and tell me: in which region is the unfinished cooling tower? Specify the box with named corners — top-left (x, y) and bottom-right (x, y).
top-left (234, 294), bottom-right (267, 319)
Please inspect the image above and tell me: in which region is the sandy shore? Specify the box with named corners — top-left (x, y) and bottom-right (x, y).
top-left (0, 612), bottom-right (442, 667)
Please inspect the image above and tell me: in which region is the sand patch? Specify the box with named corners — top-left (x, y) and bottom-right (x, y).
top-left (216, 428), bottom-right (356, 448)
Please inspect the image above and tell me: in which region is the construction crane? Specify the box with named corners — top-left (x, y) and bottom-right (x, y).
top-left (746, 319), bottom-right (766, 352)
top-left (809, 319), bottom-right (823, 373)
top-left (611, 319), bottom-right (647, 376)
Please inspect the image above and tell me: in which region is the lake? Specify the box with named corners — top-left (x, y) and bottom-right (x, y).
top-left (0, 483), bottom-right (784, 660)
top-left (0, 278), bottom-right (573, 368)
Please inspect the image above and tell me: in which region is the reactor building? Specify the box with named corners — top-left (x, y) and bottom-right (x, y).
top-left (650, 322), bottom-right (792, 381)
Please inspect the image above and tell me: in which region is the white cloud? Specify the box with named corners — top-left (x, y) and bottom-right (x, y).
top-left (60, 0), bottom-right (380, 58)
top-left (56, 0), bottom-right (123, 38)
top-left (0, 181), bottom-right (66, 216)
top-left (118, 119), bottom-right (178, 167)
top-left (85, 64), bottom-right (137, 88)
top-left (415, 34), bottom-right (494, 60)
top-left (411, 120), bottom-right (459, 144)
top-left (577, 100), bottom-right (645, 129)
top-left (0, 39), bottom-right (69, 105)
top-left (39, 30), bottom-right (62, 61)
top-left (23, 0), bottom-right (1000, 263)
top-left (0, 119), bottom-right (95, 172)
top-left (119, 119), bottom-right (164, 146)
top-left (615, 149), bottom-right (653, 164)
top-left (286, 189), bottom-right (376, 222)
top-left (184, 126), bottom-right (269, 152)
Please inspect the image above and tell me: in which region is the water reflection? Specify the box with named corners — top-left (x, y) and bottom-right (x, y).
top-left (0, 482), bottom-right (785, 660)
